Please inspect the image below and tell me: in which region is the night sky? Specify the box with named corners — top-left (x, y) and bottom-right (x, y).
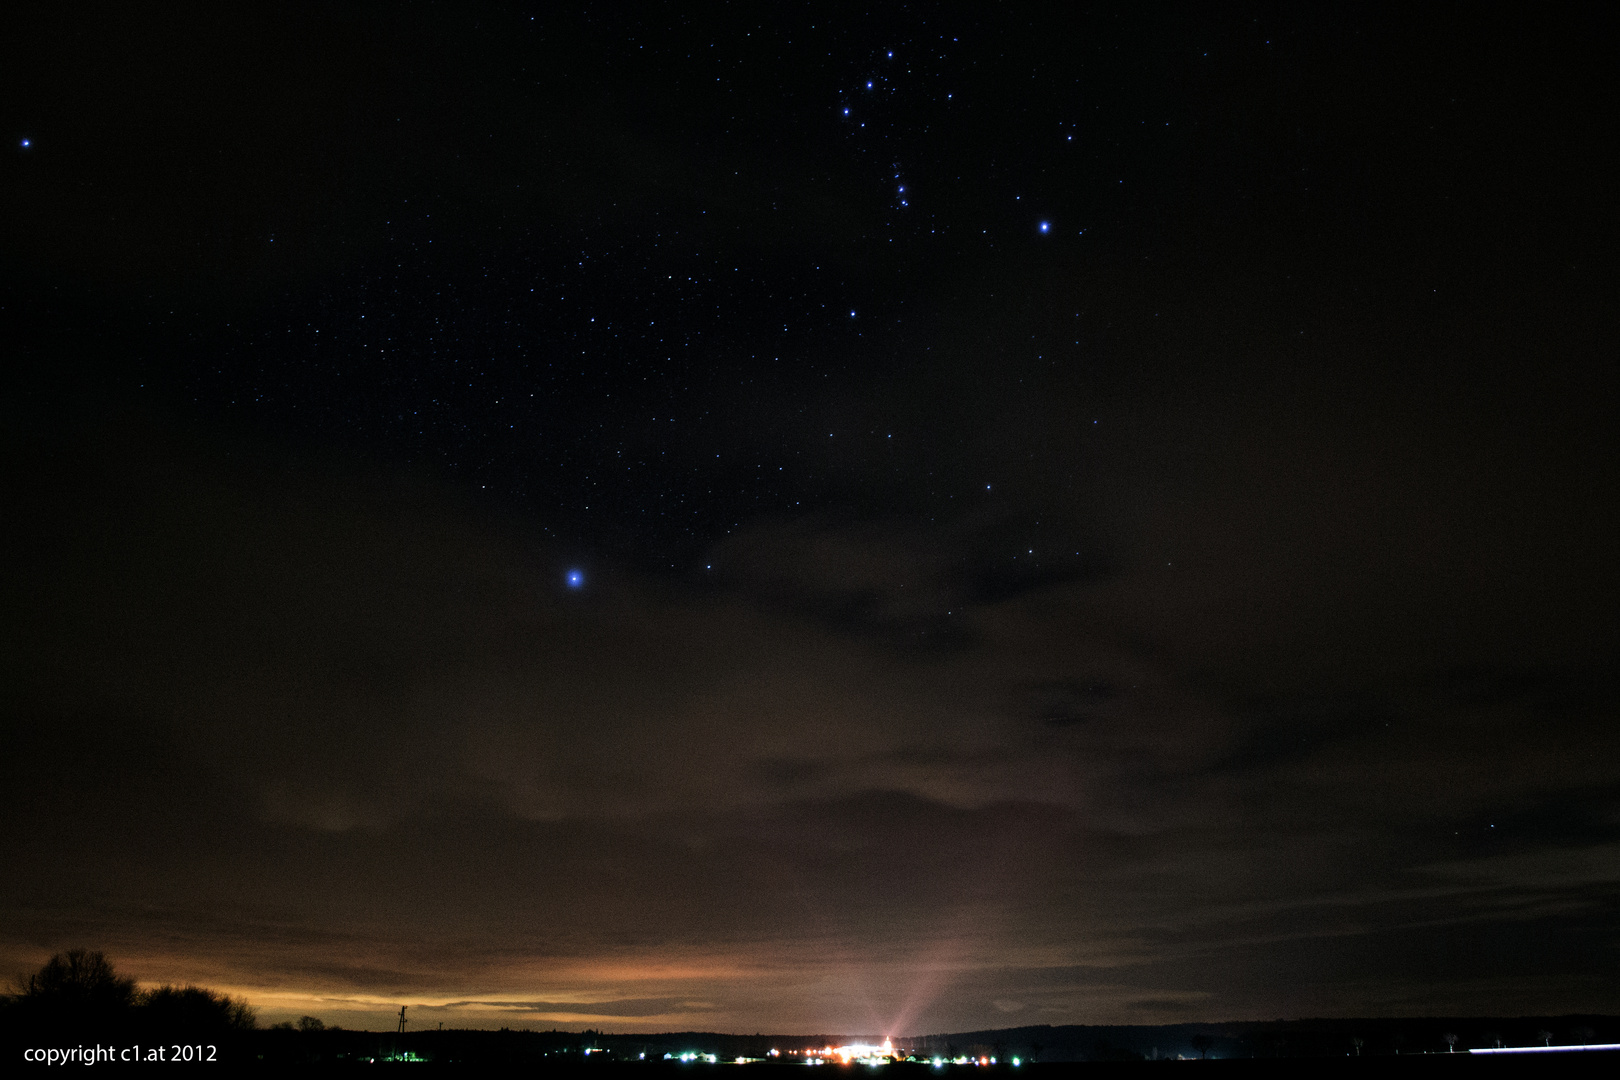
top-left (3, 3), bottom-right (1616, 1034)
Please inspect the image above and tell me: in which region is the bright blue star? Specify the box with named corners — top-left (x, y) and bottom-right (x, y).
top-left (849, 310), bottom-right (857, 318)
top-left (1039, 221), bottom-right (1050, 233)
top-left (19, 138), bottom-right (30, 149)
top-left (566, 569), bottom-right (585, 588)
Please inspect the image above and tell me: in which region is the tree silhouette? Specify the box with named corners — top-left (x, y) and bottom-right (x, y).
top-left (141, 985), bottom-right (256, 1035)
top-left (7, 950), bottom-right (137, 1035)
top-left (1443, 1032), bottom-right (1458, 1053)
top-left (1351, 1037), bottom-right (1364, 1056)
top-left (19, 950), bottom-right (137, 1010)
top-left (2, 951), bottom-right (255, 1040)
top-left (1190, 1034), bottom-right (1213, 1059)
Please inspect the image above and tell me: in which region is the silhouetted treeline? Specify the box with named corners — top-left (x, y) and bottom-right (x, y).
top-left (0, 950), bottom-right (255, 1043)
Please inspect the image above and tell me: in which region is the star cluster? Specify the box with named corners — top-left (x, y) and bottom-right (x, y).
top-left (142, 8), bottom-right (1307, 585)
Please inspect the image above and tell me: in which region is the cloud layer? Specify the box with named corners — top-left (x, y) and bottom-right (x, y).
top-left (3, 391), bottom-right (1617, 1031)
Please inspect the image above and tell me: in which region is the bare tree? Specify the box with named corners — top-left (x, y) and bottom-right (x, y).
top-left (19, 950), bottom-right (137, 1010)
top-left (10, 949), bottom-right (138, 1034)
top-left (1443, 1032), bottom-right (1458, 1053)
top-left (1537, 1029), bottom-right (1553, 1047)
top-left (1190, 1034), bottom-right (1213, 1059)
top-left (1351, 1037), bottom-right (1364, 1057)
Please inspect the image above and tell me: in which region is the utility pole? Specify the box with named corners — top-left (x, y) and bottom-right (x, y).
top-left (398, 1006), bottom-right (408, 1034)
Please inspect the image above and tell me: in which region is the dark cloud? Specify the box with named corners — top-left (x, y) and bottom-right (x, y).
top-left (6, 401), bottom-right (1616, 1029)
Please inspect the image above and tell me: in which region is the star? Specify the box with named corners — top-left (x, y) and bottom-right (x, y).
top-left (1038, 221), bottom-right (1050, 233)
top-left (566, 569), bottom-right (585, 588)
